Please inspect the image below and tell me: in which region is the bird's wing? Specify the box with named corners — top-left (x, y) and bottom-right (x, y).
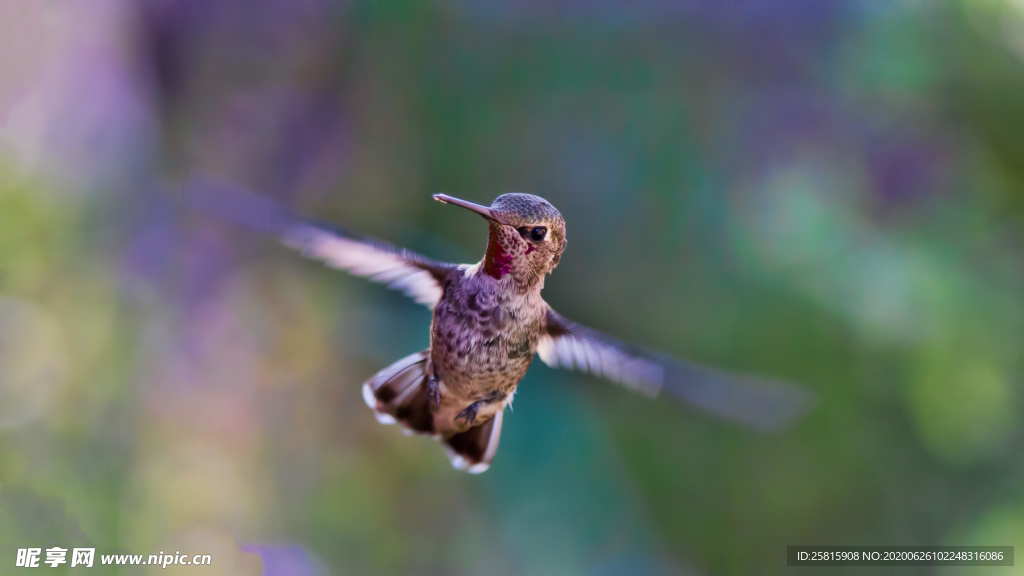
top-left (183, 180), bottom-right (452, 308)
top-left (537, 307), bottom-right (813, 430)
top-left (282, 224), bottom-right (451, 307)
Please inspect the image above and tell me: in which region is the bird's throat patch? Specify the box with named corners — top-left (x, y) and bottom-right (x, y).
top-left (484, 227), bottom-right (518, 278)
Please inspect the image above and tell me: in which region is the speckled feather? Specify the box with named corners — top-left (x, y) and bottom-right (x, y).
top-left (428, 266), bottom-right (548, 435)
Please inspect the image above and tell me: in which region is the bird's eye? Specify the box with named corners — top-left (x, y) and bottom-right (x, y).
top-left (518, 226), bottom-right (547, 242)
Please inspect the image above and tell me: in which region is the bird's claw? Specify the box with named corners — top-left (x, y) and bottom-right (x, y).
top-left (456, 401), bottom-right (480, 425)
top-left (426, 376), bottom-right (441, 412)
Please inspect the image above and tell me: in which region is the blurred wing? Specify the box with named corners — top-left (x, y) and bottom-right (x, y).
top-left (282, 224), bottom-right (450, 307)
top-left (538, 308), bottom-right (813, 431)
top-left (538, 309), bottom-right (665, 397)
top-left (182, 180), bottom-right (451, 308)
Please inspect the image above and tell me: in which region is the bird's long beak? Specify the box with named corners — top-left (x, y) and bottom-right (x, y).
top-left (433, 194), bottom-right (506, 224)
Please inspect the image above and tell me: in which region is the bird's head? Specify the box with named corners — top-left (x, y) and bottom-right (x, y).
top-left (434, 193), bottom-right (567, 288)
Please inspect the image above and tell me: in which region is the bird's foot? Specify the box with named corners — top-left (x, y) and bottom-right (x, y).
top-left (455, 401), bottom-right (481, 426)
top-left (426, 375), bottom-right (441, 412)
top-left (455, 391), bottom-right (505, 426)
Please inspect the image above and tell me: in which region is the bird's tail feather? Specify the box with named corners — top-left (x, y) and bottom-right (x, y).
top-left (443, 411), bottom-right (503, 474)
top-left (362, 351), bottom-right (436, 434)
top-left (362, 351), bottom-right (503, 473)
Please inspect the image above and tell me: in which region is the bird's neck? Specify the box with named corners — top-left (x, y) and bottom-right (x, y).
top-left (482, 231), bottom-right (514, 279)
top-left (481, 228), bottom-right (545, 292)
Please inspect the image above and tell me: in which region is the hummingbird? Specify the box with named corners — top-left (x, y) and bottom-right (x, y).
top-left (194, 186), bottom-right (811, 473)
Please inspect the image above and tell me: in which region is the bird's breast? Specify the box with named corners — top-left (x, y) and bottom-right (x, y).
top-left (430, 279), bottom-right (545, 399)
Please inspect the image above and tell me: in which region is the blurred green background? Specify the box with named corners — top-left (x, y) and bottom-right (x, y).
top-left (1, 1), bottom-right (1023, 574)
